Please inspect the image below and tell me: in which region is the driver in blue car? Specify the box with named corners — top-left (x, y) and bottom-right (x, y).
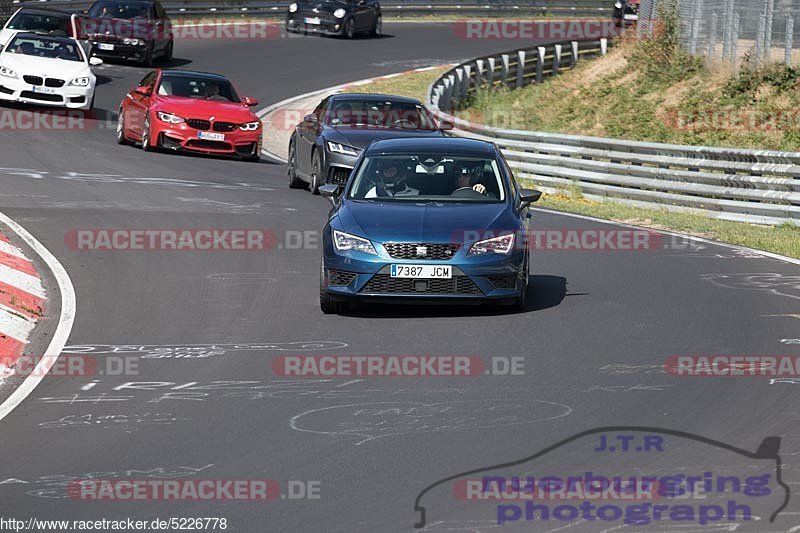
top-left (453, 163), bottom-right (487, 195)
top-left (365, 160), bottom-right (419, 198)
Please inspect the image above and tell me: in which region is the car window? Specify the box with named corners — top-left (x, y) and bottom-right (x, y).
top-left (348, 155), bottom-right (506, 202)
top-left (5, 35), bottom-right (82, 62)
top-left (6, 12), bottom-right (70, 35)
top-left (499, 152), bottom-right (519, 198)
top-left (157, 3), bottom-right (168, 20)
top-left (313, 97), bottom-right (330, 120)
top-left (88, 1), bottom-right (152, 19)
top-left (156, 74), bottom-right (241, 102)
top-left (138, 71), bottom-right (157, 88)
top-left (325, 100), bottom-right (438, 130)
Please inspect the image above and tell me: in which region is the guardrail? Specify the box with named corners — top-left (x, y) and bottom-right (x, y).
top-left (13, 0), bottom-right (612, 18)
top-left (428, 39), bottom-right (800, 226)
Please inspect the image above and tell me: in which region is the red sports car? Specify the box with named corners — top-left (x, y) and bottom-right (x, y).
top-left (116, 69), bottom-right (262, 161)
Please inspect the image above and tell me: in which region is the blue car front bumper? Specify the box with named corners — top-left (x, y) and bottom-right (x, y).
top-left (321, 238), bottom-right (527, 303)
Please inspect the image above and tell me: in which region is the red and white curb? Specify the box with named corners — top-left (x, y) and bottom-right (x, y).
top-left (0, 212), bottom-right (75, 423)
top-left (0, 230), bottom-right (46, 381)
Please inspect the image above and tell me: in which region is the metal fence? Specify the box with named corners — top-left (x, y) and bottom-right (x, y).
top-left (428, 40), bottom-right (800, 226)
top-left (639, 0), bottom-right (800, 65)
top-left (14, 0), bottom-right (612, 18)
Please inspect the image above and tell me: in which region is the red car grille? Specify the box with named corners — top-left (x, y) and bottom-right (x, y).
top-left (185, 139), bottom-right (232, 151)
top-left (186, 119), bottom-right (211, 130)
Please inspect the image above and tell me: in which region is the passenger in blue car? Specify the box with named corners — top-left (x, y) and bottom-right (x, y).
top-left (365, 160), bottom-right (419, 198)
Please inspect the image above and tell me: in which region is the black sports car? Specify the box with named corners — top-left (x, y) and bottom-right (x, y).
top-left (287, 93), bottom-right (452, 194)
top-left (83, 0), bottom-right (173, 66)
top-left (286, 0), bottom-right (381, 39)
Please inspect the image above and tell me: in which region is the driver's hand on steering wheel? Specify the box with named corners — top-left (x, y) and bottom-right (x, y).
top-left (473, 183), bottom-right (487, 194)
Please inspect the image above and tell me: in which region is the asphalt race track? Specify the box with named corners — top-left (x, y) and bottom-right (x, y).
top-left (1, 22), bottom-right (800, 532)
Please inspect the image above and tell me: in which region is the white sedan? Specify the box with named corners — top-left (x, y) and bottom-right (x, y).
top-left (0, 32), bottom-right (102, 111)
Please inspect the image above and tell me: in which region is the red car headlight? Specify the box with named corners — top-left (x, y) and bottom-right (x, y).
top-left (239, 121), bottom-right (261, 131)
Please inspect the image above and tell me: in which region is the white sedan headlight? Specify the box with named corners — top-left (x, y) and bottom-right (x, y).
top-left (468, 234), bottom-right (515, 256)
top-left (327, 141), bottom-right (359, 156)
top-left (334, 8), bottom-right (347, 18)
top-left (69, 77), bottom-right (91, 87)
top-left (157, 111), bottom-right (185, 124)
top-left (240, 121), bottom-right (261, 131)
top-left (288, 2), bottom-right (298, 12)
top-left (0, 66), bottom-right (17, 79)
top-left (333, 230), bottom-right (377, 255)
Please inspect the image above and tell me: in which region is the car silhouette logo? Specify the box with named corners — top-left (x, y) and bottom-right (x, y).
top-left (416, 246), bottom-right (427, 257)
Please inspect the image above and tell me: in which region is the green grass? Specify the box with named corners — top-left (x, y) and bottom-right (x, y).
top-left (341, 65), bottom-right (451, 103)
top-left (460, 40), bottom-right (800, 151)
top-left (535, 192), bottom-right (800, 259)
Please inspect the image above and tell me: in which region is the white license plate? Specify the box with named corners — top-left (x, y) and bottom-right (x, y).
top-left (390, 264), bottom-right (452, 279)
top-left (97, 43), bottom-right (114, 51)
top-left (32, 86), bottom-right (56, 94)
top-left (198, 131), bottom-right (225, 141)
top-left (304, 17), bottom-right (321, 25)
top-left (624, 14), bottom-right (639, 20)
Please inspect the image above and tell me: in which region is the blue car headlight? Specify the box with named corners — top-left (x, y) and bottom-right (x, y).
top-left (468, 233), bottom-right (515, 256)
top-left (333, 230), bottom-right (377, 255)
top-left (327, 142), bottom-right (360, 157)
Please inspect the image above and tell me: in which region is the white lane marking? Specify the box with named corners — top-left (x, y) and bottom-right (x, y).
top-left (0, 211), bottom-right (76, 423)
top-left (0, 263), bottom-right (44, 298)
top-left (0, 239), bottom-right (29, 260)
top-left (533, 207), bottom-right (800, 267)
top-left (0, 303), bottom-right (35, 343)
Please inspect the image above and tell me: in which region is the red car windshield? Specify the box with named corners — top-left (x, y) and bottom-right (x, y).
top-left (156, 75), bottom-right (241, 103)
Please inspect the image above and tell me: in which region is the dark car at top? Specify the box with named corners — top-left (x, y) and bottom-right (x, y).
top-left (612, 0), bottom-right (640, 26)
top-left (317, 137), bottom-right (542, 314)
top-left (287, 93), bottom-right (449, 194)
top-left (286, 0), bottom-right (381, 39)
top-left (81, 0), bottom-right (173, 66)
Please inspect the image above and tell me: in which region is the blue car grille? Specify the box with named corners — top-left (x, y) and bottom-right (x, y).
top-left (360, 274), bottom-right (482, 295)
top-left (383, 243), bottom-right (460, 261)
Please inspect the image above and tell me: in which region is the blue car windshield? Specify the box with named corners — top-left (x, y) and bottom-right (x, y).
top-left (348, 155), bottom-right (506, 202)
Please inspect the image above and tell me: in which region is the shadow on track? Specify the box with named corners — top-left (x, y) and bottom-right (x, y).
top-left (343, 274), bottom-right (568, 318)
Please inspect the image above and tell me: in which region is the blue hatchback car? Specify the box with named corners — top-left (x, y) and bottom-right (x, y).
top-left (318, 137), bottom-right (542, 314)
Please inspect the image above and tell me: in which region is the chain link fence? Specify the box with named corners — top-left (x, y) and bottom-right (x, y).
top-left (639, 0), bottom-right (800, 65)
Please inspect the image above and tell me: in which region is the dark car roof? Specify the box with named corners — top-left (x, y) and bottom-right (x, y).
top-left (90, 0), bottom-right (156, 4)
top-left (330, 93), bottom-right (424, 105)
top-left (12, 8), bottom-right (72, 17)
top-left (160, 69), bottom-right (231, 81)
top-left (366, 137), bottom-right (497, 156)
